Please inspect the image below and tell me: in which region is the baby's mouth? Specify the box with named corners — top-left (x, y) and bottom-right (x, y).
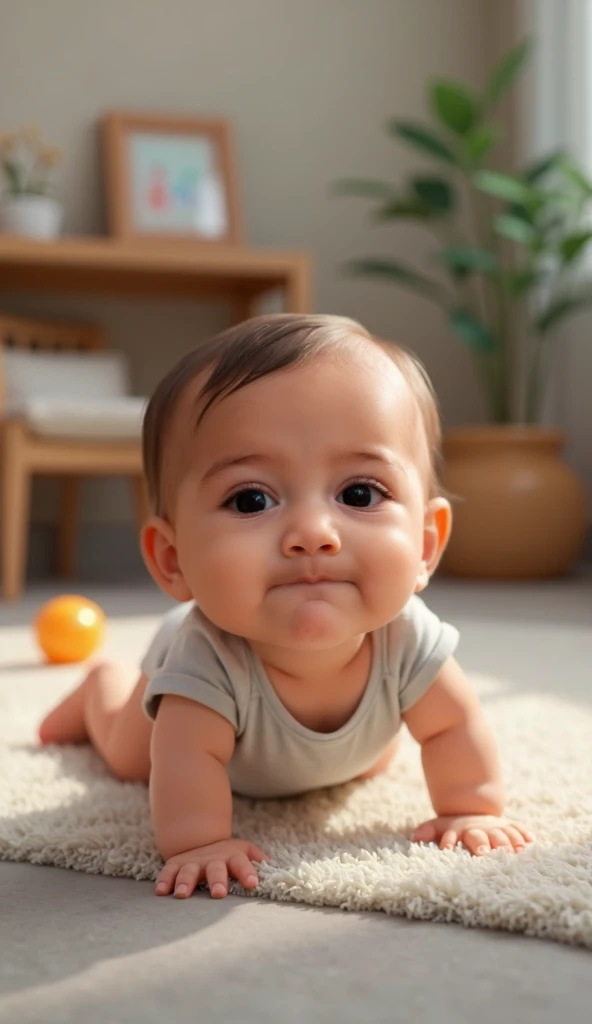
top-left (275, 577), bottom-right (352, 590)
top-left (289, 576), bottom-right (334, 585)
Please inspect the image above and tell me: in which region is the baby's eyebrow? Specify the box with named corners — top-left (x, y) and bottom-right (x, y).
top-left (200, 453), bottom-right (273, 483)
top-left (341, 449), bottom-right (408, 477)
top-left (200, 447), bottom-right (407, 484)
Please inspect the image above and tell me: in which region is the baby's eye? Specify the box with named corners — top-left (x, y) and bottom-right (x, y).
top-left (337, 481), bottom-right (389, 508)
top-left (225, 488), bottom-right (277, 515)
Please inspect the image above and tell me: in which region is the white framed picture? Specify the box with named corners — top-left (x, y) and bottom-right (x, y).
top-left (102, 110), bottom-right (241, 244)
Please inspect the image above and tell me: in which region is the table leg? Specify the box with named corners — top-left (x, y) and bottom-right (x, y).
top-left (284, 257), bottom-right (312, 313)
top-left (233, 294), bottom-right (260, 323)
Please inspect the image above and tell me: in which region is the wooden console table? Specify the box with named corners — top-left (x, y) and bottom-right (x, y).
top-left (0, 236), bottom-right (312, 317)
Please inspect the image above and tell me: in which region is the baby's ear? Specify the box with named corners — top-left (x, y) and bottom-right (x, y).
top-left (414, 497), bottom-right (452, 592)
top-left (141, 516), bottom-right (193, 602)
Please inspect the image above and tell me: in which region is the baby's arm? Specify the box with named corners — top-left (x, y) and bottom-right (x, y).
top-left (150, 695), bottom-right (269, 898)
top-left (402, 657), bottom-right (534, 855)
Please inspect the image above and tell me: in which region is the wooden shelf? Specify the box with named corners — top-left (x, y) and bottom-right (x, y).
top-left (0, 235), bottom-right (312, 311)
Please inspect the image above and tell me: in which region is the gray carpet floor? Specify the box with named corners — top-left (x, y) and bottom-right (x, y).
top-left (1, 572), bottom-right (591, 1023)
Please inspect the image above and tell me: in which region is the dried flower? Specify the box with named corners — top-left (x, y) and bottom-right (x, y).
top-left (0, 124), bottom-right (63, 196)
top-left (0, 132), bottom-right (17, 153)
top-left (39, 146), bottom-right (62, 168)
top-left (18, 124), bottom-right (42, 144)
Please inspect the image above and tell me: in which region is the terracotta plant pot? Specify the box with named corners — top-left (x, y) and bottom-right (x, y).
top-left (440, 426), bottom-right (589, 579)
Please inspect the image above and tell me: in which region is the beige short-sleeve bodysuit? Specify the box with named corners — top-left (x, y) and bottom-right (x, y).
top-left (142, 596), bottom-right (459, 799)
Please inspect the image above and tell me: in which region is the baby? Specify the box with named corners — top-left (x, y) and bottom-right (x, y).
top-left (39, 313), bottom-right (533, 900)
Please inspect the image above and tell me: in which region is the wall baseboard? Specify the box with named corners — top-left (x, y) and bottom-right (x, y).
top-left (26, 520), bottom-right (592, 586)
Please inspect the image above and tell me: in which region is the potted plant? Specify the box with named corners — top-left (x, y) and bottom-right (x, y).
top-left (0, 125), bottom-right (63, 239)
top-left (335, 39), bottom-right (589, 579)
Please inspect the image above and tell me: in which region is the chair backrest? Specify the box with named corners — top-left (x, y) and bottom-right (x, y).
top-left (0, 313), bottom-right (104, 355)
top-left (0, 313), bottom-right (130, 416)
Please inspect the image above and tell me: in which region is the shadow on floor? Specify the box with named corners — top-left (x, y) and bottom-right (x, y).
top-left (1, 582), bottom-right (175, 627)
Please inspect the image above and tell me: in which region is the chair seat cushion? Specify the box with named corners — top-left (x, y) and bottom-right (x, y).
top-left (22, 396), bottom-right (146, 440)
top-left (3, 349), bottom-right (131, 409)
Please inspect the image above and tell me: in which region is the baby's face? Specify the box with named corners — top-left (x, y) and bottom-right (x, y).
top-left (170, 343), bottom-right (438, 650)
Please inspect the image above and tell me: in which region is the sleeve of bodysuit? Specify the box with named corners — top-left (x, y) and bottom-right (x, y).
top-left (142, 609), bottom-right (241, 731)
top-left (387, 595), bottom-right (460, 713)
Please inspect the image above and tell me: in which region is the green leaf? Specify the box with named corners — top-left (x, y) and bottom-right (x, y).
top-left (387, 120), bottom-right (458, 165)
top-left (374, 198), bottom-right (433, 221)
top-left (537, 292), bottom-right (592, 333)
top-left (449, 310), bottom-right (498, 351)
top-left (557, 155), bottom-right (592, 196)
top-left (434, 246), bottom-right (498, 273)
top-left (474, 169), bottom-right (537, 205)
top-left (506, 201), bottom-right (533, 224)
top-left (430, 80), bottom-right (478, 135)
top-left (411, 176), bottom-right (454, 213)
top-left (2, 158), bottom-right (21, 192)
top-left (345, 257), bottom-right (449, 305)
top-left (494, 213), bottom-right (536, 245)
top-left (332, 178), bottom-right (397, 201)
top-left (537, 211), bottom-right (566, 239)
top-left (463, 125), bottom-right (500, 165)
top-left (506, 269), bottom-right (542, 298)
top-left (483, 38), bottom-right (532, 112)
top-left (560, 231), bottom-right (592, 263)
top-left (522, 149), bottom-right (564, 183)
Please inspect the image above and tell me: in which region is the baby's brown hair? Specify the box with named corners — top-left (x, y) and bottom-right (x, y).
top-left (142, 313), bottom-right (443, 518)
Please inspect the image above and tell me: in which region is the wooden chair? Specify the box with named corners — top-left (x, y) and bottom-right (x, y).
top-left (0, 313), bottom-right (149, 601)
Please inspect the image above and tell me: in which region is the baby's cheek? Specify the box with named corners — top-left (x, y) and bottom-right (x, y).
top-left (364, 532), bottom-right (419, 597)
top-left (195, 541), bottom-right (261, 613)
top-left (366, 522), bottom-right (417, 566)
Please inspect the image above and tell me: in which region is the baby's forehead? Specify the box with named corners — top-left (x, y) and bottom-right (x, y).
top-left (179, 340), bottom-right (413, 427)
top-left (180, 345), bottom-right (424, 468)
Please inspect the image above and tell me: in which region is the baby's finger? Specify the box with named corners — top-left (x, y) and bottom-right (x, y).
top-left (247, 842), bottom-right (271, 863)
top-left (155, 863), bottom-right (179, 896)
top-left (439, 829), bottom-right (458, 851)
top-left (462, 828), bottom-right (491, 856)
top-left (205, 859), bottom-right (229, 899)
top-left (174, 862), bottom-right (201, 899)
top-left (488, 828), bottom-right (514, 853)
top-left (228, 852), bottom-right (259, 890)
top-left (413, 821), bottom-right (437, 843)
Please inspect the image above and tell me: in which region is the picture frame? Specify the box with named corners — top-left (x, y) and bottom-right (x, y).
top-left (101, 110), bottom-right (242, 245)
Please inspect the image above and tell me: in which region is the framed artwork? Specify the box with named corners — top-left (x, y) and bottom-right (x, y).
top-left (101, 111), bottom-right (242, 244)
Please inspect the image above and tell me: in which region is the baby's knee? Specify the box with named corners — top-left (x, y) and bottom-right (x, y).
top-left (108, 745), bottom-right (150, 784)
top-left (83, 659), bottom-right (123, 689)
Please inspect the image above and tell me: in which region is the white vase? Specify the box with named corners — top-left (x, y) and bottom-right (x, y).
top-left (0, 195), bottom-right (63, 239)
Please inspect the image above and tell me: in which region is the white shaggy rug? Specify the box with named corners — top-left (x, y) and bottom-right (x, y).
top-left (1, 612), bottom-right (591, 950)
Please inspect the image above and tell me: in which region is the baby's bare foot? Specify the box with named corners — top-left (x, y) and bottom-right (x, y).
top-left (38, 664), bottom-right (111, 745)
top-left (38, 678), bottom-right (89, 744)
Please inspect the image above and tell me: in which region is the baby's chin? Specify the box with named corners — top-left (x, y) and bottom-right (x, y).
top-left (202, 594), bottom-right (404, 646)
top-left (264, 601), bottom-right (364, 648)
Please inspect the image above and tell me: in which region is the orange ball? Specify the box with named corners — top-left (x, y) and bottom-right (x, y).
top-left (35, 595), bottom-right (105, 664)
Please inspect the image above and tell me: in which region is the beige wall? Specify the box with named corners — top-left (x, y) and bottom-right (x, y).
top-left (2, 0), bottom-right (492, 526)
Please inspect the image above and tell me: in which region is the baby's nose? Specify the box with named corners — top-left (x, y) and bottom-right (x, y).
top-left (280, 507), bottom-right (341, 556)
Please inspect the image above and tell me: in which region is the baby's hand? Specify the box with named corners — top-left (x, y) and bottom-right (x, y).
top-left (155, 838), bottom-right (270, 899)
top-left (412, 815), bottom-right (535, 856)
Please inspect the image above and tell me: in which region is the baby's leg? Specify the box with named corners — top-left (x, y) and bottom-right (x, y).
top-left (39, 664), bottom-right (152, 784)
